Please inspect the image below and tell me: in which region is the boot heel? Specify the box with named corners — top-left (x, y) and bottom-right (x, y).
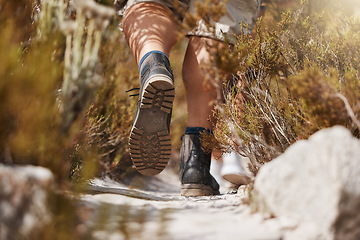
top-left (179, 134), bottom-right (220, 196)
top-left (181, 184), bottom-right (220, 197)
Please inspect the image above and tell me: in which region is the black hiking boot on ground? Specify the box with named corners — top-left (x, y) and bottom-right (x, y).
top-left (179, 134), bottom-right (220, 196)
top-left (129, 52), bottom-right (175, 176)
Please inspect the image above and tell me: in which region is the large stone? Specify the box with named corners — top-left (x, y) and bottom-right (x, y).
top-left (254, 126), bottom-right (360, 240)
top-left (0, 164), bottom-right (54, 239)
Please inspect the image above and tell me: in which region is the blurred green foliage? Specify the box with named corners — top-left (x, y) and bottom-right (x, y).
top-left (0, 0), bottom-right (74, 181)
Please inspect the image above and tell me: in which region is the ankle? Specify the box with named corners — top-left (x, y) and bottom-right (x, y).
top-left (185, 127), bottom-right (213, 136)
top-left (138, 50), bottom-right (169, 71)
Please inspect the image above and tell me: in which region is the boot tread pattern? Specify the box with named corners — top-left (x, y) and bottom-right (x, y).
top-left (140, 82), bottom-right (175, 114)
top-left (129, 78), bottom-right (174, 176)
top-left (130, 128), bottom-right (171, 176)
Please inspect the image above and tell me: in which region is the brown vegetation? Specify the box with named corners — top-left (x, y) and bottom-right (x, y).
top-left (1, 0), bottom-right (359, 181)
top-left (208, 1), bottom-right (360, 175)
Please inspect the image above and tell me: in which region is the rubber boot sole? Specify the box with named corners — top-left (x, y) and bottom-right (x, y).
top-left (222, 173), bottom-right (251, 186)
top-left (129, 75), bottom-right (175, 176)
top-left (181, 184), bottom-right (220, 197)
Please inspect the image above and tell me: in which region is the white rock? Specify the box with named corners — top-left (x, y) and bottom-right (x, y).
top-left (0, 164), bottom-right (54, 239)
top-left (254, 126), bottom-right (360, 240)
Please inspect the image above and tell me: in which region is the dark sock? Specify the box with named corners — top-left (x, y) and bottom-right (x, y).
top-left (185, 127), bottom-right (213, 136)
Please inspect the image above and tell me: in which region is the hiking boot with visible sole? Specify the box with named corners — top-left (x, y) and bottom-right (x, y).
top-left (179, 134), bottom-right (220, 196)
top-left (129, 52), bottom-right (175, 176)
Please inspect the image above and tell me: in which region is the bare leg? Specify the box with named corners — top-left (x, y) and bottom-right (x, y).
top-left (122, 3), bottom-right (178, 176)
top-left (121, 2), bottom-right (179, 64)
top-left (182, 36), bottom-right (220, 129)
top-left (180, 41), bottom-right (223, 195)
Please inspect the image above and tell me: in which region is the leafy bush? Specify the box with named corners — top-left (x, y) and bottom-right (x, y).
top-left (210, 1), bottom-right (360, 175)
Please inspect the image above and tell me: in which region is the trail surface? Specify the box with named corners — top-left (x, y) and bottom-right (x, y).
top-left (78, 168), bottom-right (289, 240)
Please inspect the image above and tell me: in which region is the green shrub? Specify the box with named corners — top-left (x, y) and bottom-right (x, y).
top-left (211, 1), bottom-right (360, 175)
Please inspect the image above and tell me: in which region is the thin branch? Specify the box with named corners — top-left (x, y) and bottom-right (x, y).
top-left (335, 93), bottom-right (360, 130)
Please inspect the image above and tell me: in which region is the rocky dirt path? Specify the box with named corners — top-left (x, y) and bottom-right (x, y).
top-left (78, 168), bottom-right (289, 240)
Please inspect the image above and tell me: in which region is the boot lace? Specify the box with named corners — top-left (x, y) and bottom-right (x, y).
top-left (126, 87), bottom-right (140, 97)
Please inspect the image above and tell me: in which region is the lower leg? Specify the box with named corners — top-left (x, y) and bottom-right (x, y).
top-left (122, 2), bottom-right (178, 64)
top-left (182, 36), bottom-right (221, 129)
top-left (122, 3), bottom-right (177, 176)
top-left (179, 36), bottom-right (223, 196)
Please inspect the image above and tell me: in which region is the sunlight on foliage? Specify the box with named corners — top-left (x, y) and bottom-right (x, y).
top-left (1, 0), bottom-right (360, 238)
top-left (210, 0), bottom-right (360, 175)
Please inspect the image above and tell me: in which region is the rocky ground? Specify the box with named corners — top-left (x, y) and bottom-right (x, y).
top-left (1, 126), bottom-right (359, 240)
top-left (52, 126), bottom-right (360, 240)
top-left (77, 169), bottom-right (291, 240)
